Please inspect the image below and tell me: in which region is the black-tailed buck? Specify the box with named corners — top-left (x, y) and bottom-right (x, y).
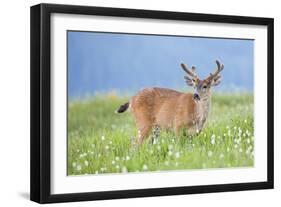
top-left (117, 60), bottom-right (224, 145)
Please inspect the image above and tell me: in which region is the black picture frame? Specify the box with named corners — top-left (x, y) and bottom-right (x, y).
top-left (30, 3), bottom-right (274, 204)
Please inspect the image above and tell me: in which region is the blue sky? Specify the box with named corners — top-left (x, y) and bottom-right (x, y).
top-left (68, 31), bottom-right (253, 98)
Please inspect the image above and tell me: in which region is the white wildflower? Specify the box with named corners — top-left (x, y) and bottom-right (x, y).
top-left (101, 135), bottom-right (105, 141)
top-left (168, 144), bottom-right (173, 150)
top-left (219, 153), bottom-right (224, 159)
top-left (228, 130), bottom-right (231, 136)
top-left (112, 160), bottom-right (116, 165)
top-left (77, 165), bottom-right (82, 171)
top-left (84, 160), bottom-right (89, 167)
top-left (72, 162), bottom-right (77, 167)
top-left (211, 135), bottom-right (216, 145)
top-left (115, 156), bottom-right (120, 161)
top-left (122, 167), bottom-right (128, 173)
top-left (238, 127), bottom-right (242, 135)
top-left (143, 164), bottom-right (148, 171)
top-left (79, 153), bottom-right (87, 158)
top-left (126, 155), bottom-right (130, 161)
top-left (247, 145), bottom-right (253, 153)
top-left (208, 151), bottom-right (213, 157)
top-left (168, 151), bottom-right (173, 156)
top-left (175, 152), bottom-right (180, 159)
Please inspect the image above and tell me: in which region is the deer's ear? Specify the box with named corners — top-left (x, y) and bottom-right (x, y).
top-left (211, 75), bottom-right (222, 86)
top-left (184, 76), bottom-right (197, 86)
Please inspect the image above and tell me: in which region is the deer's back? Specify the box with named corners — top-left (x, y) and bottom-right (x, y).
top-left (130, 87), bottom-right (196, 129)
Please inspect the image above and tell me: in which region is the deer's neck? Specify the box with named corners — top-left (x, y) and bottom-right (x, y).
top-left (196, 94), bottom-right (211, 129)
top-left (200, 96), bottom-right (211, 116)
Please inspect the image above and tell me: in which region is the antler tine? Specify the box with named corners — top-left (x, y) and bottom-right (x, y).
top-left (209, 60), bottom-right (224, 79)
top-left (181, 63), bottom-right (198, 79)
top-left (191, 66), bottom-right (196, 75)
top-left (215, 60), bottom-right (224, 73)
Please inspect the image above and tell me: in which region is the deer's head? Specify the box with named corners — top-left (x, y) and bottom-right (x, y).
top-left (181, 60), bottom-right (224, 101)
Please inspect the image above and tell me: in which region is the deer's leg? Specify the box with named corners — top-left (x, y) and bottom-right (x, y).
top-left (174, 125), bottom-right (186, 138)
top-left (137, 125), bottom-right (152, 145)
top-left (174, 126), bottom-right (180, 137)
top-left (151, 125), bottom-right (160, 144)
top-left (131, 106), bottom-right (155, 146)
top-left (187, 123), bottom-right (201, 136)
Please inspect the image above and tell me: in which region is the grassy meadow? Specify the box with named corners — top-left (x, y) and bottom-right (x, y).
top-left (67, 92), bottom-right (254, 175)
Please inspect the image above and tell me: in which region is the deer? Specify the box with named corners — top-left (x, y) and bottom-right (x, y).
top-left (116, 60), bottom-right (224, 145)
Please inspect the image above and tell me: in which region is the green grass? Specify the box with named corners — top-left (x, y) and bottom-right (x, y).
top-left (68, 92), bottom-right (254, 175)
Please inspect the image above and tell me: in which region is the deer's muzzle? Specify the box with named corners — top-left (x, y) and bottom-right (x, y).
top-left (193, 93), bottom-right (200, 101)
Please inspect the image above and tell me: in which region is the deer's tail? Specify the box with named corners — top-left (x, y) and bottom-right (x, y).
top-left (116, 102), bottom-right (129, 113)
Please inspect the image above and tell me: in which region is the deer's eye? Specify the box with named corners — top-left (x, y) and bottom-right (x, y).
top-left (203, 85), bottom-right (207, 89)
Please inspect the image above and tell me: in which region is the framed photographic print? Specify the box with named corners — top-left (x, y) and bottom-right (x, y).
top-left (30, 3), bottom-right (274, 203)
